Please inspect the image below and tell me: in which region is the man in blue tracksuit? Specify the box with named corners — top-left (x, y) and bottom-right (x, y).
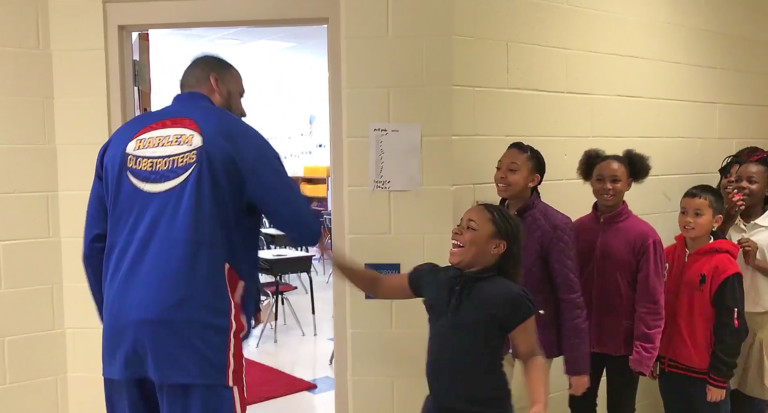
top-left (83, 55), bottom-right (321, 413)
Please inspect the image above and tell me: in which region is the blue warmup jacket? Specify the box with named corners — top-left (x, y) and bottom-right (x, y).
top-left (83, 92), bottom-right (321, 386)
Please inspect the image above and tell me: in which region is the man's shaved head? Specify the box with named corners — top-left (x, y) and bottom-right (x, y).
top-left (179, 55), bottom-right (247, 118)
top-left (180, 55), bottom-right (236, 92)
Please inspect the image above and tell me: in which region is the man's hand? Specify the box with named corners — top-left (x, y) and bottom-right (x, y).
top-left (706, 385), bottom-right (726, 403)
top-left (233, 280), bottom-right (247, 337)
top-left (568, 375), bottom-right (590, 396)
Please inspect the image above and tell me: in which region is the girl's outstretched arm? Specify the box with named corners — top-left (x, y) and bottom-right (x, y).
top-left (509, 316), bottom-right (550, 413)
top-left (331, 253), bottom-right (416, 300)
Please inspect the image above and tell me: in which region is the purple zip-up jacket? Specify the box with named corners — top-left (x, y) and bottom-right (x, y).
top-left (511, 192), bottom-right (590, 376)
top-left (573, 202), bottom-right (665, 375)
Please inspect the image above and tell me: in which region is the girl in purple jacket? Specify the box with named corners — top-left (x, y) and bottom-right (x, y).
top-left (569, 149), bottom-right (666, 413)
top-left (495, 142), bottom-right (591, 400)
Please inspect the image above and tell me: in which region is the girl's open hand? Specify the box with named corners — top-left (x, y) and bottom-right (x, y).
top-left (706, 385), bottom-right (726, 403)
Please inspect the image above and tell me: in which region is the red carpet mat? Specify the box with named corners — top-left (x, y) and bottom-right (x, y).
top-left (244, 358), bottom-right (318, 405)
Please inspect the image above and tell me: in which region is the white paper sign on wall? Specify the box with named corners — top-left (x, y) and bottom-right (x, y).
top-left (369, 123), bottom-right (422, 191)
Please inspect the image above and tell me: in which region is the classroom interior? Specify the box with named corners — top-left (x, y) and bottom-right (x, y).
top-left (1, 0), bottom-right (768, 412)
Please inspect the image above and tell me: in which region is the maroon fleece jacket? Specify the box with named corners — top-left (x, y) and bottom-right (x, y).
top-left (573, 202), bottom-right (665, 375)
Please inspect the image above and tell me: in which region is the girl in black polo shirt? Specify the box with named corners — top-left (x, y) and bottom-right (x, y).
top-left (325, 203), bottom-right (548, 413)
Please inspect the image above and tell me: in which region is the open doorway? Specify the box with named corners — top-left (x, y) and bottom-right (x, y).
top-left (132, 25), bottom-right (330, 179)
top-left (129, 24), bottom-right (335, 412)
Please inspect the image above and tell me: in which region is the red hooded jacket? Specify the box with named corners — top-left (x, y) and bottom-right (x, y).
top-left (659, 233), bottom-right (748, 389)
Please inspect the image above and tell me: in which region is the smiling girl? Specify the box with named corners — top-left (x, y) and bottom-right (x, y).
top-left (718, 147), bottom-right (763, 197)
top-left (495, 142), bottom-right (590, 399)
top-left (327, 204), bottom-right (549, 413)
top-left (569, 149), bottom-right (665, 413)
top-left (719, 152), bottom-right (768, 412)
top-left (716, 147), bottom-right (763, 236)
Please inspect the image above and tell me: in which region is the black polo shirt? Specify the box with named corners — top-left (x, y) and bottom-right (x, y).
top-left (409, 263), bottom-right (535, 413)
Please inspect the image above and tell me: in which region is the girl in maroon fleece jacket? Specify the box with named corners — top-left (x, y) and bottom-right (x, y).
top-left (570, 149), bottom-right (666, 413)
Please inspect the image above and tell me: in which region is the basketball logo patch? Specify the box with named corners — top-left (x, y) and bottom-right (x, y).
top-left (125, 118), bottom-right (203, 193)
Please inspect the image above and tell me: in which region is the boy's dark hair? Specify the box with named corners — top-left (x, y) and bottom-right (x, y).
top-left (506, 142), bottom-right (546, 194)
top-left (683, 185), bottom-right (725, 216)
top-left (180, 55), bottom-right (238, 92)
top-left (718, 146), bottom-right (764, 179)
top-left (477, 203), bottom-right (523, 283)
top-left (577, 148), bottom-right (652, 183)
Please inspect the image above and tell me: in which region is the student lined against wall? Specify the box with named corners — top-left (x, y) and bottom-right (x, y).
top-left (569, 149), bottom-right (666, 413)
top-left (718, 150), bottom-right (768, 412)
top-left (656, 184), bottom-right (748, 413)
top-left (495, 142), bottom-right (590, 406)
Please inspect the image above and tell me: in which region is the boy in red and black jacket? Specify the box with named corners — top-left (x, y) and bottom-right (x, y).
top-left (656, 184), bottom-right (748, 412)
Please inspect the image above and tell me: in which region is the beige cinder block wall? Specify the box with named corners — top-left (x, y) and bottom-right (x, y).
top-left (344, 1), bottom-right (768, 413)
top-left (48, 0), bottom-right (110, 411)
top-left (1, 0), bottom-right (766, 412)
top-left (341, 0), bottom-right (455, 410)
top-left (0, 0), bottom-right (67, 411)
top-left (2, 0), bottom-right (109, 411)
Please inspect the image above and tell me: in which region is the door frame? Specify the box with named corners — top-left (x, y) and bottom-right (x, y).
top-left (104, 1), bottom-right (347, 411)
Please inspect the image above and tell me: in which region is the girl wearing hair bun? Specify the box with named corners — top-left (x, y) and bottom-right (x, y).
top-left (569, 149), bottom-right (666, 413)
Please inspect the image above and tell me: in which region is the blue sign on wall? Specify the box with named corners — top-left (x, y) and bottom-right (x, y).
top-left (364, 263), bottom-right (401, 299)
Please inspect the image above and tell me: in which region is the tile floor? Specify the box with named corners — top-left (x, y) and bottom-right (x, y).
top-left (244, 257), bottom-right (336, 412)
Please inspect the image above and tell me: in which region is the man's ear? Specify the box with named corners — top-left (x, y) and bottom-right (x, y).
top-left (209, 73), bottom-right (223, 95)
